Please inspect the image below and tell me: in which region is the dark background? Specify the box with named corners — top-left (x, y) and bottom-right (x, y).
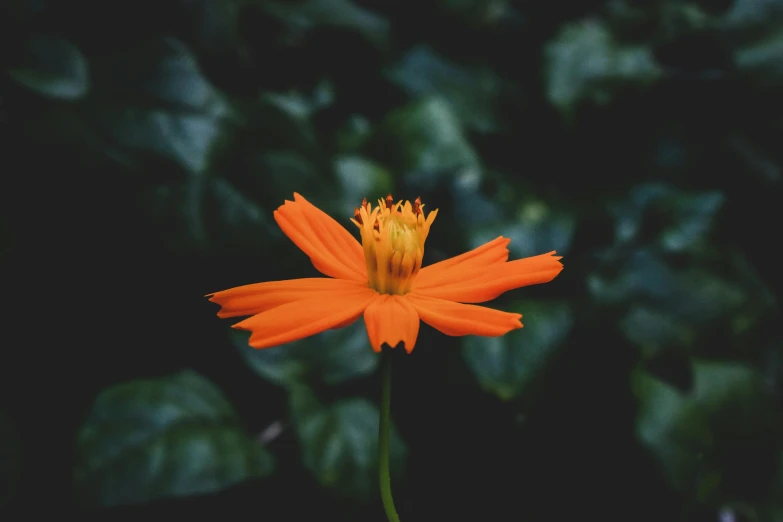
top-left (1, 0), bottom-right (782, 520)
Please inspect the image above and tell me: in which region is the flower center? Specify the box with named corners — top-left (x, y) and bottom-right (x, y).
top-left (351, 194), bottom-right (438, 295)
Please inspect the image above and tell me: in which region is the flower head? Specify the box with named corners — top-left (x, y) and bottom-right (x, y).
top-left (207, 193), bottom-right (563, 353)
top-left (353, 196), bottom-right (436, 295)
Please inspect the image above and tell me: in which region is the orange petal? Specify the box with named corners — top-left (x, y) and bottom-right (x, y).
top-left (232, 286), bottom-right (377, 349)
top-left (363, 295), bottom-right (420, 353)
top-left (274, 193), bottom-right (367, 281)
top-left (413, 251), bottom-right (563, 303)
top-left (405, 293), bottom-right (522, 337)
top-left (413, 236), bottom-right (510, 289)
top-left (206, 278), bottom-right (370, 318)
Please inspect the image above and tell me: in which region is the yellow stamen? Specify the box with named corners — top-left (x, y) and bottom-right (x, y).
top-left (351, 194), bottom-right (438, 295)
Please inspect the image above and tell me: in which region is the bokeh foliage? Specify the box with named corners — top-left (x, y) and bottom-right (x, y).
top-left (1, 0), bottom-right (782, 520)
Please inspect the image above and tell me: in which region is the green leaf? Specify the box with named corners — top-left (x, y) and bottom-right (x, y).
top-left (208, 93), bottom-right (328, 205)
top-left (609, 184), bottom-right (724, 253)
top-left (469, 201), bottom-right (575, 258)
top-left (386, 45), bottom-right (509, 133)
top-left (589, 184), bottom-right (771, 360)
top-left (182, 0), bottom-right (240, 57)
top-left (74, 371), bottom-right (274, 508)
top-left (635, 362), bottom-right (780, 504)
top-left (435, 0), bottom-right (510, 26)
top-left (87, 38), bottom-right (229, 175)
top-left (590, 249), bottom-right (768, 360)
top-left (258, 150), bottom-right (324, 203)
top-left (334, 155), bottom-right (394, 217)
top-left (451, 169), bottom-right (503, 228)
top-left (660, 191), bottom-right (724, 253)
top-left (291, 387), bottom-right (406, 499)
top-left (335, 114), bottom-right (373, 153)
top-left (620, 305), bottom-right (694, 358)
top-left (7, 34), bottom-right (89, 100)
top-left (0, 411), bottom-right (21, 506)
top-left (724, 0), bottom-right (783, 51)
top-left (733, 31), bottom-right (783, 85)
top-left (141, 178), bottom-right (276, 254)
top-left (262, 0), bottom-right (390, 48)
top-left (638, 343), bottom-right (695, 394)
top-left (234, 319), bottom-right (378, 389)
top-left (591, 249), bottom-right (770, 358)
top-left (544, 20), bottom-right (660, 114)
top-left (369, 97), bottom-right (480, 189)
top-left (463, 301), bottom-right (572, 400)
top-left (213, 91), bottom-right (324, 161)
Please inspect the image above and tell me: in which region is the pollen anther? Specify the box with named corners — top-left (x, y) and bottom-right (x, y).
top-left (351, 195), bottom-right (438, 295)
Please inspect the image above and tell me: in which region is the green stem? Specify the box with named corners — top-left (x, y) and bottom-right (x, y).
top-left (379, 349), bottom-right (401, 522)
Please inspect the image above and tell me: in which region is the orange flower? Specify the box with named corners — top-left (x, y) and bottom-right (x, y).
top-left (207, 193), bottom-right (563, 353)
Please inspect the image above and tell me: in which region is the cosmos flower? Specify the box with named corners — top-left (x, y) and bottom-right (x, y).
top-left (207, 193), bottom-right (563, 353)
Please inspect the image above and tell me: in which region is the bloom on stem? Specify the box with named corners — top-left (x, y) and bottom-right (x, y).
top-left (354, 195), bottom-right (435, 295)
top-left (207, 193), bottom-right (563, 353)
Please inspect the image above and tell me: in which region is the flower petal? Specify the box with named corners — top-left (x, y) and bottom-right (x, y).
top-left (232, 286), bottom-right (377, 349)
top-left (274, 193), bottom-right (367, 281)
top-left (413, 251), bottom-right (563, 303)
top-left (406, 293), bottom-right (522, 337)
top-left (207, 278), bottom-right (370, 318)
top-left (413, 236), bottom-right (510, 289)
top-left (363, 295), bottom-right (420, 353)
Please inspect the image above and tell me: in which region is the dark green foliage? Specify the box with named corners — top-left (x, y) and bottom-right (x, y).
top-left (1, 0), bottom-right (782, 520)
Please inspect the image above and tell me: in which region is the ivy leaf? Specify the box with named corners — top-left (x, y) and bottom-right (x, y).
top-left (369, 97), bottom-right (480, 190)
top-left (262, 0), bottom-right (390, 48)
top-left (609, 184), bottom-right (724, 253)
top-left (141, 177), bottom-right (276, 255)
top-left (290, 386), bottom-right (406, 499)
top-left (234, 319), bottom-right (378, 389)
top-left (86, 38), bottom-right (229, 176)
top-left (7, 34), bottom-right (89, 100)
top-left (545, 20), bottom-right (660, 115)
top-left (386, 45), bottom-right (507, 133)
top-left (469, 201), bottom-right (575, 258)
top-left (635, 362), bottom-right (781, 504)
top-left (725, 0), bottom-right (783, 86)
top-left (463, 301), bottom-right (572, 400)
top-left (334, 155), bottom-right (394, 217)
top-left (74, 371), bottom-right (274, 508)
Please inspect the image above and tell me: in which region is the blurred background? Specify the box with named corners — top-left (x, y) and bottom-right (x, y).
top-left (1, 0), bottom-right (782, 520)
